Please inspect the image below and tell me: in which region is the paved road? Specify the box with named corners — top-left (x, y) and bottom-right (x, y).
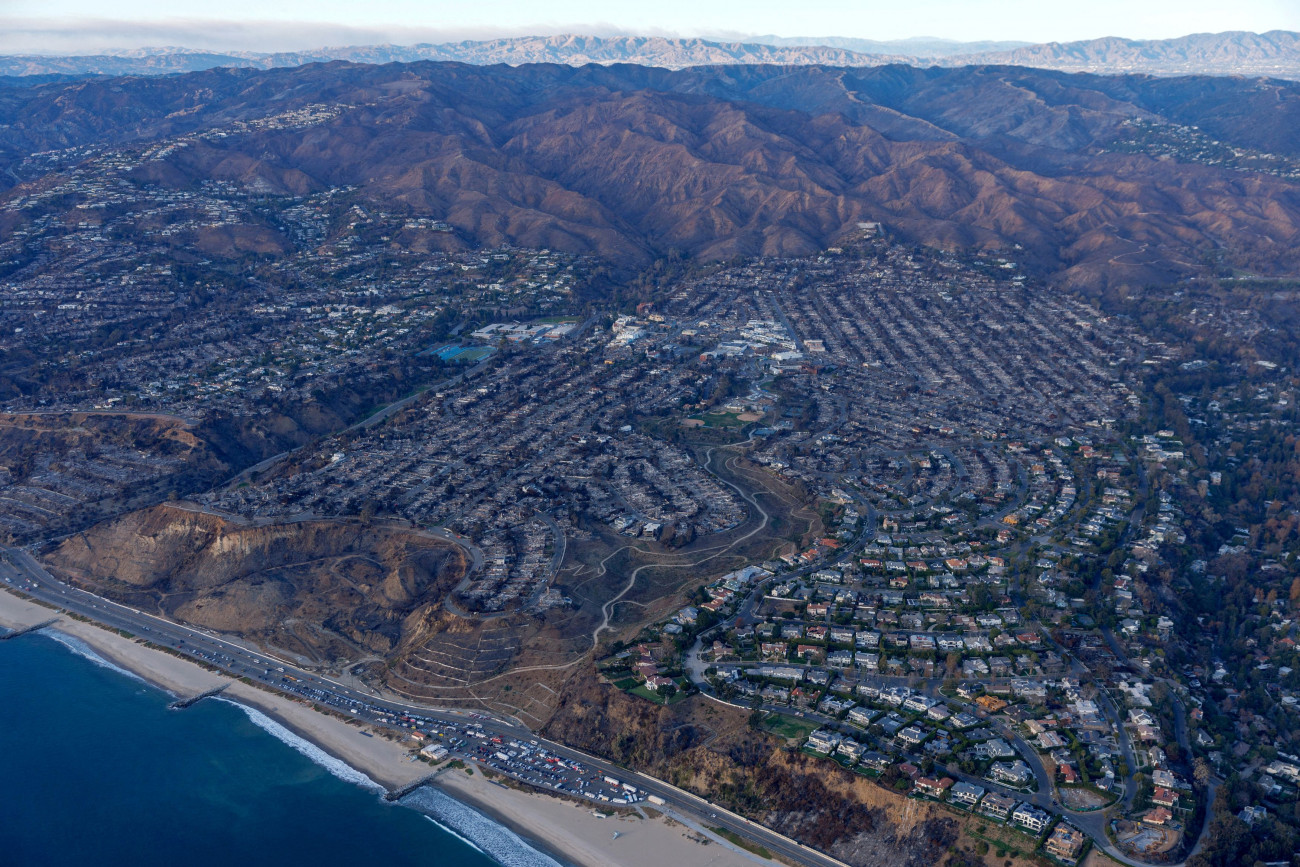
top-left (684, 491), bottom-right (877, 681)
top-left (0, 546), bottom-right (851, 867)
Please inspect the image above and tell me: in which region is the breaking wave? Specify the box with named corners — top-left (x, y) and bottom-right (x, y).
top-left (424, 815), bottom-right (486, 854)
top-left (32, 632), bottom-right (565, 864)
top-left (39, 632), bottom-right (564, 865)
top-left (216, 698), bottom-right (385, 794)
top-left (402, 785), bottom-right (566, 867)
top-left (43, 631), bottom-right (150, 686)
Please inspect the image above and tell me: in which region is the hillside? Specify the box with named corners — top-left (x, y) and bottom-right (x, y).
top-left (538, 667), bottom-right (997, 867)
top-left (0, 412), bottom-right (229, 543)
top-left (3, 61), bottom-right (1300, 288)
top-left (46, 504), bottom-right (470, 662)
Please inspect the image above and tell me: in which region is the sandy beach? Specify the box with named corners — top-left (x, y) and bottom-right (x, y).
top-left (0, 587), bottom-right (769, 867)
top-left (438, 769), bottom-right (769, 867)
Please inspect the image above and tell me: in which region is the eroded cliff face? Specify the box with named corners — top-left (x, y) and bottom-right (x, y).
top-left (539, 667), bottom-right (964, 867)
top-left (45, 503), bottom-right (468, 662)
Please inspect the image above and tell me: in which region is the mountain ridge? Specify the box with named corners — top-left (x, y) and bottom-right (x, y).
top-left (0, 35), bottom-right (908, 78)
top-left (963, 29), bottom-right (1300, 77)
top-left (748, 36), bottom-right (1034, 57)
top-left (2, 30), bottom-right (1299, 80)
top-left (3, 61), bottom-right (1299, 289)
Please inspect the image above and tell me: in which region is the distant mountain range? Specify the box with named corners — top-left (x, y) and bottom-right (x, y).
top-left (2, 30), bottom-right (1300, 80)
top-left (0, 36), bottom-right (909, 78)
top-left (748, 36), bottom-right (1035, 57)
top-left (966, 30), bottom-right (1300, 77)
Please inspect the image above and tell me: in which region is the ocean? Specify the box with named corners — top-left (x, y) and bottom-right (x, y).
top-left (0, 629), bottom-right (566, 867)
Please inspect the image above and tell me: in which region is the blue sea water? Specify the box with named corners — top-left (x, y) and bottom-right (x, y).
top-left (0, 630), bottom-right (563, 867)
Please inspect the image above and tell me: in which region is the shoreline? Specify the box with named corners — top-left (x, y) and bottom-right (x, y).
top-left (430, 771), bottom-right (757, 867)
top-left (0, 587), bottom-right (763, 867)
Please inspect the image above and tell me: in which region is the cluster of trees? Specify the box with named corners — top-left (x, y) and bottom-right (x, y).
top-left (1188, 775), bottom-right (1299, 867)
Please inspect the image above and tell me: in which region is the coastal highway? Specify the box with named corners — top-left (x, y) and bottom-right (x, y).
top-left (0, 546), bottom-right (851, 867)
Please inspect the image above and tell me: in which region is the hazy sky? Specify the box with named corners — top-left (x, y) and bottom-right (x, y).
top-left (4, 0), bottom-right (1300, 53)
